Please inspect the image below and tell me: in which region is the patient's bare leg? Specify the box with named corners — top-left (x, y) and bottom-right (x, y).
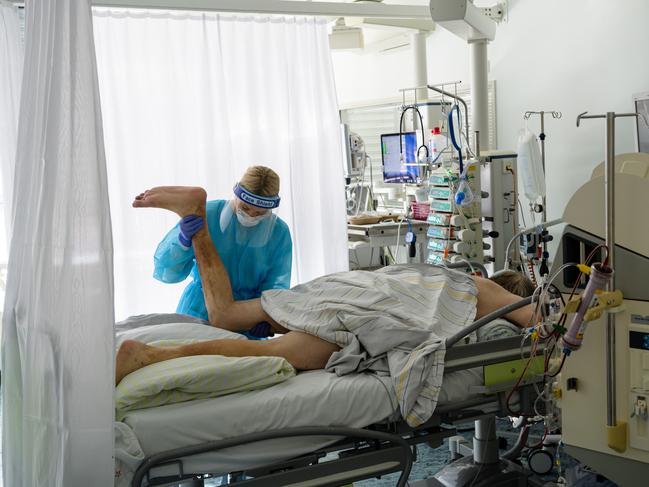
top-left (473, 276), bottom-right (534, 328)
top-left (133, 186), bottom-right (207, 217)
top-left (116, 332), bottom-right (339, 385)
top-left (132, 186), bottom-right (276, 331)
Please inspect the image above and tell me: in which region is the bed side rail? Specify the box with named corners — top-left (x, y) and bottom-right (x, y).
top-left (446, 296), bottom-right (535, 348)
top-left (444, 335), bottom-right (544, 374)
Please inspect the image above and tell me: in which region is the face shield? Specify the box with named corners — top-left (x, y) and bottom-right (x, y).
top-left (219, 183), bottom-right (281, 247)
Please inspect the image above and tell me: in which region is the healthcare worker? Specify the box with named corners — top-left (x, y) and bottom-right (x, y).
top-left (153, 166), bottom-right (292, 338)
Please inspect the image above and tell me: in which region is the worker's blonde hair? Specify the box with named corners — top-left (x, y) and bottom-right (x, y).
top-left (490, 270), bottom-right (535, 298)
top-left (240, 166), bottom-right (280, 197)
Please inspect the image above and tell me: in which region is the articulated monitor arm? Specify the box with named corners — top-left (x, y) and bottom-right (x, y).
top-left (429, 0), bottom-right (497, 41)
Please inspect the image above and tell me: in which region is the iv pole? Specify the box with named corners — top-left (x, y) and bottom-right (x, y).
top-left (523, 110), bottom-right (562, 275)
top-left (576, 109), bottom-right (641, 453)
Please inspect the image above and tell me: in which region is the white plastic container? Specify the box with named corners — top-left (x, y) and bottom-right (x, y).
top-left (428, 127), bottom-right (447, 164)
top-left (517, 128), bottom-right (546, 201)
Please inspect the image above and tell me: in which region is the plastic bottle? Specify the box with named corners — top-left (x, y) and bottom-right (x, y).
top-left (428, 127), bottom-right (439, 162)
top-left (428, 127), bottom-right (445, 164)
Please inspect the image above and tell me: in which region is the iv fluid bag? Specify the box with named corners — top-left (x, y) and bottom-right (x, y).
top-left (517, 128), bottom-right (546, 201)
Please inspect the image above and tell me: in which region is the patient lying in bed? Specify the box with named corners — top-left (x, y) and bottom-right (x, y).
top-left (117, 186), bottom-right (536, 426)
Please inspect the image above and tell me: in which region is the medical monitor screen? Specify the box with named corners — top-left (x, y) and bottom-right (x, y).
top-left (635, 94), bottom-right (649, 154)
top-left (381, 132), bottom-right (420, 184)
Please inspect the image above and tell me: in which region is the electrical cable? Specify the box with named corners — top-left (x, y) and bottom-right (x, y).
top-left (459, 126), bottom-right (475, 158)
top-left (528, 427), bottom-right (549, 450)
top-left (533, 388), bottom-right (547, 418)
top-left (504, 219), bottom-right (563, 271)
top-left (560, 244), bottom-right (609, 314)
top-left (506, 334), bottom-right (540, 415)
top-left (509, 279), bottom-right (557, 417)
top-left (538, 263), bottom-right (578, 316)
top-left (385, 246), bottom-right (396, 265)
top-left (395, 217), bottom-right (405, 263)
top-left (500, 251), bottom-right (607, 449)
top-left (350, 251), bottom-right (361, 270)
top-left (399, 106), bottom-right (429, 163)
top-left (518, 198), bottom-right (527, 227)
top-left (526, 285), bottom-right (545, 329)
top-left (445, 171), bottom-right (471, 231)
top-left (353, 146), bottom-right (367, 216)
top-left (508, 255), bottom-right (605, 417)
top-left (547, 353), bottom-right (567, 378)
top-left (366, 154), bottom-right (377, 211)
top-left (506, 166), bottom-right (519, 240)
top-left (429, 146), bottom-right (451, 166)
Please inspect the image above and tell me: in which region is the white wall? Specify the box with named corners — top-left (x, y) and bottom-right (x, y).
top-left (492, 0), bottom-right (649, 220)
top-left (333, 26), bottom-right (469, 106)
top-left (332, 0), bottom-right (649, 222)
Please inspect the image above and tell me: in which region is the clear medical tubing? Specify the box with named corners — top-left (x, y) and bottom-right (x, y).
top-left (446, 295), bottom-right (535, 348)
top-left (444, 260), bottom-right (489, 278)
top-left (517, 128), bottom-right (546, 201)
top-left (562, 263), bottom-right (613, 352)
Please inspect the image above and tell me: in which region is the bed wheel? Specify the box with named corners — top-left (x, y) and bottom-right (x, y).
top-left (527, 448), bottom-right (554, 475)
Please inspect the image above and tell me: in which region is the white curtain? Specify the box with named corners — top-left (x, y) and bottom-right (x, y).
top-left (92, 9), bottom-right (348, 320)
top-left (0, 0), bottom-right (22, 259)
top-left (2, 0), bottom-right (115, 485)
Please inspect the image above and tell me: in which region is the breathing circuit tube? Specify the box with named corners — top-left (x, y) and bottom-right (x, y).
top-left (448, 104), bottom-right (464, 173)
top-left (399, 105), bottom-right (429, 163)
top-left (446, 295), bottom-right (535, 348)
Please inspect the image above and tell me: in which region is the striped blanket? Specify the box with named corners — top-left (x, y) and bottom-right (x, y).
top-left (261, 264), bottom-right (477, 426)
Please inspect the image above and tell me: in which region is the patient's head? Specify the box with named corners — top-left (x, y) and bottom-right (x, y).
top-left (490, 271), bottom-right (535, 298)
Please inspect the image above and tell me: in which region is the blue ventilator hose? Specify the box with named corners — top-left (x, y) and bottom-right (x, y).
top-left (448, 104), bottom-right (464, 174)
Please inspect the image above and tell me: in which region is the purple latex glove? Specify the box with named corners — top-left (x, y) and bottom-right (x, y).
top-left (178, 215), bottom-right (204, 248)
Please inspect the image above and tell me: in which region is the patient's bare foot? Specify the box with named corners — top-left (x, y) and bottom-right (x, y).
top-left (132, 186), bottom-right (207, 217)
top-left (115, 340), bottom-right (158, 386)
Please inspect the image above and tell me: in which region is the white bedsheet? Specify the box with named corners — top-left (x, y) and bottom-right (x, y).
top-left (116, 370), bottom-right (398, 483)
top-left (114, 323), bottom-right (398, 485)
top-left (114, 320), bottom-right (507, 486)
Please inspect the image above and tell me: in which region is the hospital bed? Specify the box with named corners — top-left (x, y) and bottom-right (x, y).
top-left (115, 301), bottom-right (547, 487)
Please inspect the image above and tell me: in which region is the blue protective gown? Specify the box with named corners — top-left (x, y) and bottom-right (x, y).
top-left (153, 199), bottom-right (292, 334)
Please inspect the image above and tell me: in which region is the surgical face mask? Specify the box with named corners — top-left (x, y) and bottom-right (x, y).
top-left (236, 207), bottom-right (269, 227)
